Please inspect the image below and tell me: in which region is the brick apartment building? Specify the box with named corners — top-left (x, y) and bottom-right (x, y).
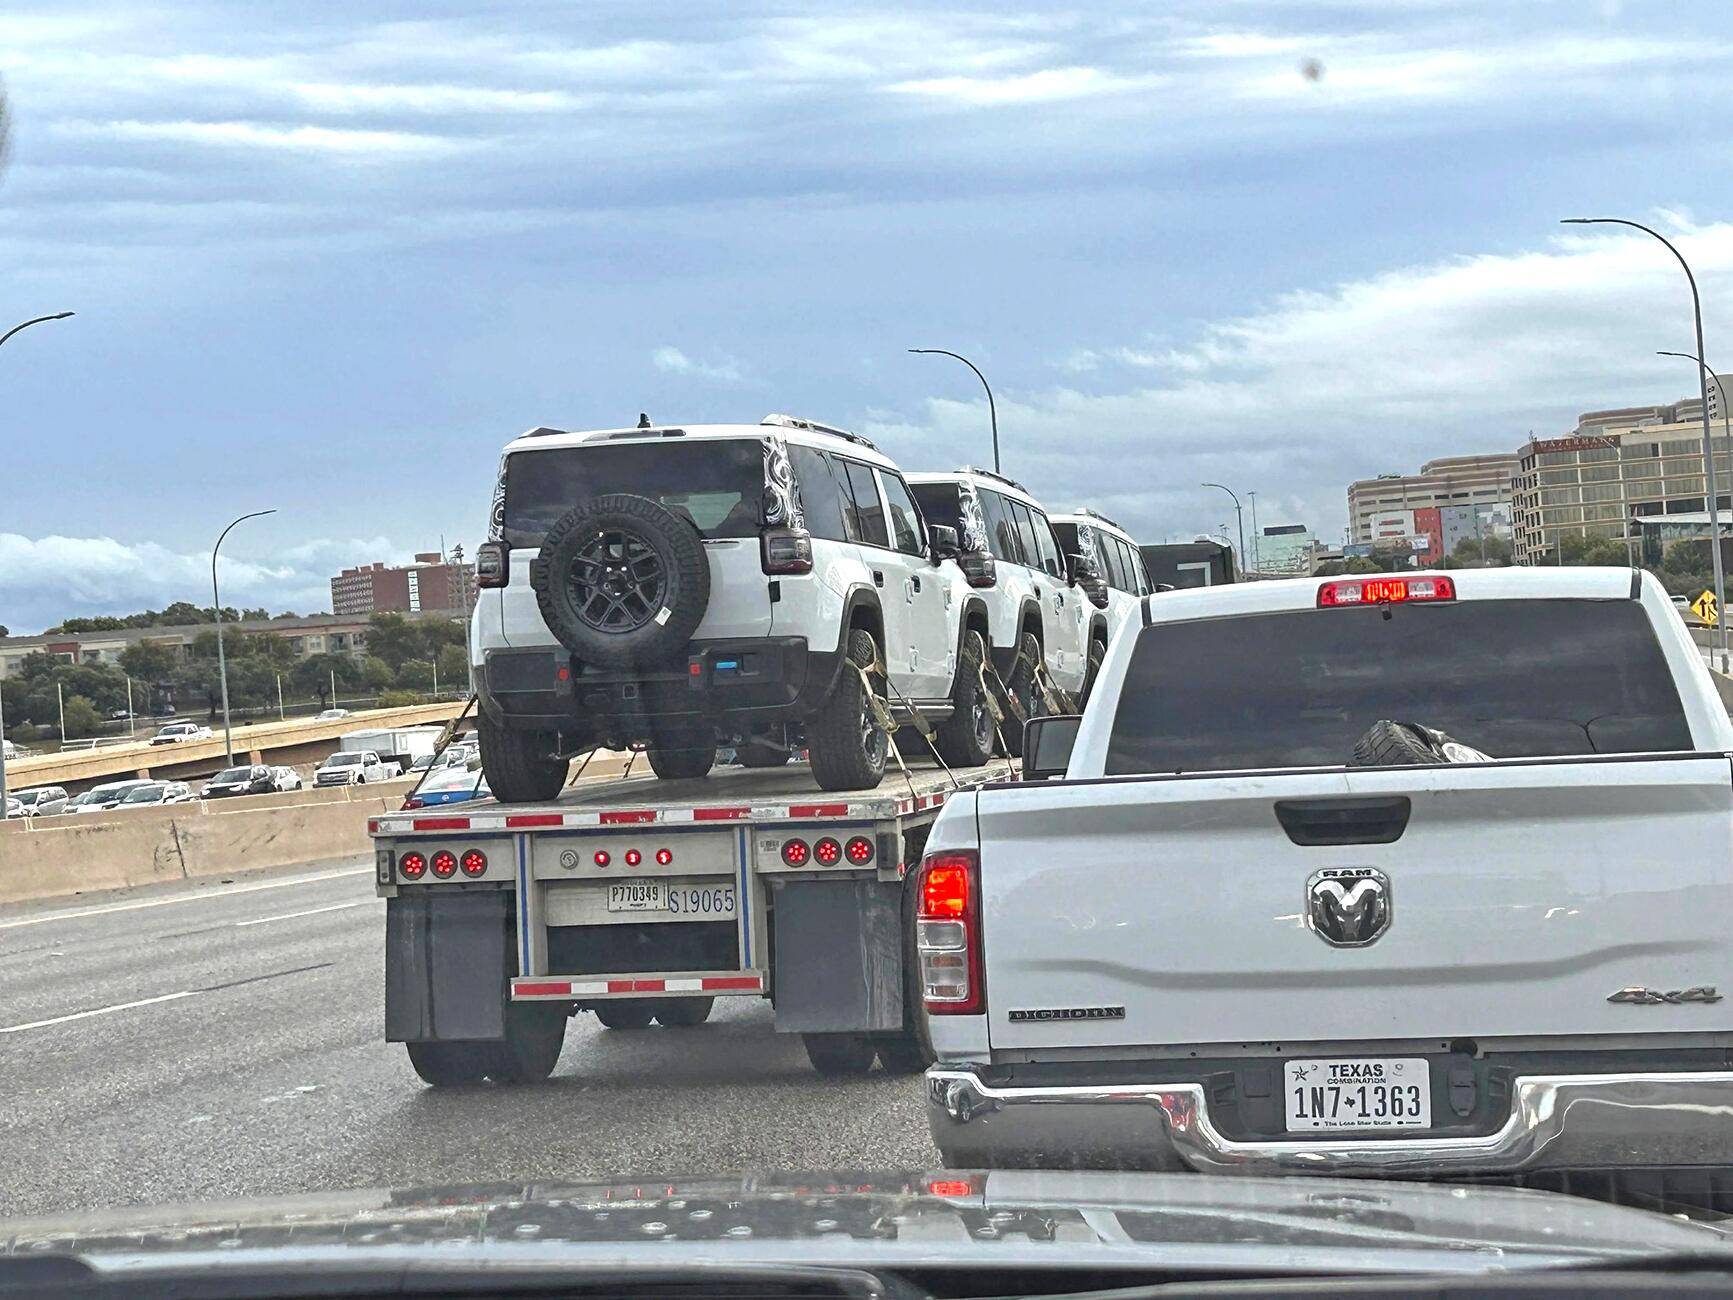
top-left (331, 552), bottom-right (477, 616)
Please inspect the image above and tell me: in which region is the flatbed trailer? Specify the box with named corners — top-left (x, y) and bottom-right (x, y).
top-left (370, 756), bottom-right (1013, 1084)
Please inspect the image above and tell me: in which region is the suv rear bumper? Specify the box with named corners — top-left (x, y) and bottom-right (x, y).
top-left (926, 1066), bottom-right (1733, 1175)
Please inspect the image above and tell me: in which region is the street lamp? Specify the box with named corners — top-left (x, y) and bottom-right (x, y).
top-left (1562, 216), bottom-right (1727, 665)
top-left (908, 348), bottom-right (1000, 474)
top-left (1201, 483), bottom-right (1247, 581)
top-left (212, 509), bottom-right (276, 763)
top-left (1659, 349), bottom-right (1733, 669)
top-left (0, 309), bottom-right (74, 810)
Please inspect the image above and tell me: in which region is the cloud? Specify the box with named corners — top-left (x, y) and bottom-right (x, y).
top-left (886, 66), bottom-right (1163, 106)
top-left (0, 534), bottom-right (405, 634)
top-left (53, 118), bottom-right (460, 155)
top-left (651, 345), bottom-right (745, 385)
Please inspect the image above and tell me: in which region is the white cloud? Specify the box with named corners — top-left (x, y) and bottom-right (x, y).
top-left (0, 534), bottom-right (405, 634)
top-left (652, 345), bottom-right (745, 385)
top-left (291, 82), bottom-right (582, 115)
top-left (886, 66), bottom-right (1162, 106)
top-left (53, 118), bottom-right (460, 155)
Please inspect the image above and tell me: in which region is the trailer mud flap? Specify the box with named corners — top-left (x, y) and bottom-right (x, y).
top-left (770, 878), bottom-right (904, 1033)
top-left (385, 891), bottom-right (511, 1042)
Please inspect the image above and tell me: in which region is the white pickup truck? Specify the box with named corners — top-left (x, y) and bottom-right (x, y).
top-left (313, 749), bottom-right (400, 787)
top-left (921, 567), bottom-right (1733, 1198)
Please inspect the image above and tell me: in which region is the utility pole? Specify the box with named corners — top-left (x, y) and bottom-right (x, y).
top-left (1248, 492), bottom-right (1262, 578)
top-left (57, 682), bottom-right (65, 746)
top-left (126, 677), bottom-right (135, 738)
top-left (276, 674), bottom-right (285, 720)
top-left (1201, 484), bottom-right (1247, 581)
top-left (907, 348), bottom-right (1001, 474)
top-left (212, 509), bottom-right (277, 765)
top-left (330, 668), bottom-right (337, 712)
top-left (1658, 350), bottom-right (1733, 671)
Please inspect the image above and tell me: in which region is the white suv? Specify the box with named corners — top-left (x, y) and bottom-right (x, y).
top-left (471, 415), bottom-right (999, 798)
top-left (1050, 508), bottom-right (1151, 701)
top-left (906, 469), bottom-right (1093, 749)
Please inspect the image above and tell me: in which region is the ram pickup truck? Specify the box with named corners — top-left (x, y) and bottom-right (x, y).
top-left (921, 567), bottom-right (1733, 1196)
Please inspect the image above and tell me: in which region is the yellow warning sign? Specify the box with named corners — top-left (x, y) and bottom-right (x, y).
top-left (1692, 590), bottom-right (1719, 627)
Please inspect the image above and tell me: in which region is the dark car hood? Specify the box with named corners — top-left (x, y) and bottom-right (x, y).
top-left (4, 1172), bottom-right (1731, 1279)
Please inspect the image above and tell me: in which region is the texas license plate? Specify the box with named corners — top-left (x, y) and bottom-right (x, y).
top-left (1284, 1058), bottom-right (1431, 1131)
top-left (605, 881), bottom-right (737, 917)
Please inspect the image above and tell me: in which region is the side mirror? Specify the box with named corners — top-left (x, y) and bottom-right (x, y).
top-left (1022, 714), bottom-right (1081, 781)
top-left (929, 524), bottom-right (961, 561)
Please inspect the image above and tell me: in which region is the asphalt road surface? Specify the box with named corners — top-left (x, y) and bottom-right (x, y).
top-left (0, 862), bottom-right (936, 1218)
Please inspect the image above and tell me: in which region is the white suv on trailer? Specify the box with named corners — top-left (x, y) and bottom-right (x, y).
top-left (907, 468), bottom-right (1092, 750)
top-left (1051, 508), bottom-right (1153, 701)
top-left (472, 415), bottom-right (999, 798)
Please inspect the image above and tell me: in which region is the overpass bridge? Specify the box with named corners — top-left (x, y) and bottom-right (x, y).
top-left (7, 700), bottom-right (468, 794)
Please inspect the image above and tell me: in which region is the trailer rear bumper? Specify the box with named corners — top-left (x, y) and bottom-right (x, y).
top-left (512, 972), bottom-right (765, 1000)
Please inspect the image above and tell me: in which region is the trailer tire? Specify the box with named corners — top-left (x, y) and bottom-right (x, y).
top-left (479, 712), bottom-right (570, 804)
top-left (803, 1032), bottom-right (878, 1076)
top-left (872, 1033), bottom-right (932, 1074)
top-left (487, 1002), bottom-right (566, 1084)
top-left (933, 631), bottom-right (994, 768)
top-left (405, 1040), bottom-right (492, 1087)
top-left (807, 629), bottom-right (889, 791)
top-left (652, 997), bottom-right (713, 1027)
top-left (645, 725), bottom-right (716, 780)
top-left (595, 1000), bottom-right (656, 1029)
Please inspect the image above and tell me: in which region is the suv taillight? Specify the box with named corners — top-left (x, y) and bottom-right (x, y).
top-left (476, 540), bottom-right (508, 588)
top-left (917, 849), bottom-right (983, 1014)
top-left (958, 551), bottom-right (996, 588)
top-left (761, 528), bottom-right (814, 575)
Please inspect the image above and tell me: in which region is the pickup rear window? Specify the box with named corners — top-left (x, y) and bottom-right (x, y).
top-left (1105, 598), bottom-right (1693, 774)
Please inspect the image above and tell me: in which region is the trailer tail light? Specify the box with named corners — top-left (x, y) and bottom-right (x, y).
top-left (398, 851), bottom-right (427, 881)
top-left (624, 849), bottom-right (642, 867)
top-left (760, 528), bottom-right (814, 575)
top-left (461, 849), bottom-right (488, 877)
top-left (814, 836), bottom-right (841, 865)
top-left (431, 850), bottom-right (458, 878)
top-left (845, 836), bottom-right (874, 864)
top-left (917, 849), bottom-right (983, 1014)
top-left (781, 838), bottom-right (810, 866)
top-left (476, 539), bottom-right (509, 588)
top-left (1318, 575), bottom-right (1455, 608)
top-left (958, 551), bottom-right (997, 589)
top-left (655, 847), bottom-right (673, 866)
top-left (594, 850), bottom-right (611, 868)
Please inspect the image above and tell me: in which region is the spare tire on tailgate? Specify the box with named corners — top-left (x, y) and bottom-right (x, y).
top-left (1349, 719), bottom-right (1491, 767)
top-left (531, 493), bottom-right (710, 669)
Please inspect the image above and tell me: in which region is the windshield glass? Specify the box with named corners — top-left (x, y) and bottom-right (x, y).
top-left (502, 440), bottom-right (765, 548)
top-left (213, 767), bottom-right (251, 782)
top-left (326, 754), bottom-right (361, 766)
top-left (1107, 599), bottom-right (1693, 774)
top-left (121, 785), bottom-right (165, 803)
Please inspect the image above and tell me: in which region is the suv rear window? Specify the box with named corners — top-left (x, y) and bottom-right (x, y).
top-left (501, 440), bottom-right (764, 548)
top-left (1106, 599), bottom-right (1692, 775)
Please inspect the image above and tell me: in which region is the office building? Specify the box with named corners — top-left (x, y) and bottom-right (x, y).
top-left (331, 550), bottom-right (477, 616)
top-left (1347, 454), bottom-right (1519, 549)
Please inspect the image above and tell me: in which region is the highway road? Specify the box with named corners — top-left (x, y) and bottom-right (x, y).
top-left (0, 862), bottom-right (936, 1218)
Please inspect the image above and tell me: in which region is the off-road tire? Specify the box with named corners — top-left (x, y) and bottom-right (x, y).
top-left (803, 1032), bottom-right (878, 1076)
top-left (645, 724), bottom-right (716, 780)
top-left (807, 629), bottom-right (889, 791)
top-left (933, 630), bottom-right (994, 767)
top-left (487, 1002), bottom-right (566, 1083)
top-left (1077, 638), bottom-right (1107, 711)
top-left (405, 1040), bottom-right (493, 1087)
top-left (999, 631), bottom-right (1044, 757)
top-left (652, 997), bottom-right (714, 1027)
top-left (595, 1000), bottom-right (656, 1030)
top-left (531, 493), bottom-right (710, 669)
top-left (478, 711), bottom-right (570, 804)
top-left (737, 739), bottom-right (791, 768)
top-left (1349, 719), bottom-right (1443, 767)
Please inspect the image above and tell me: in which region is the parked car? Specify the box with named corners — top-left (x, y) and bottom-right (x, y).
top-left (202, 765), bottom-right (276, 798)
top-left (400, 763), bottom-right (491, 809)
top-left (71, 779), bottom-right (160, 812)
top-left (150, 722), bottom-right (212, 745)
top-left (316, 708), bottom-right (350, 721)
top-left (314, 750), bottom-right (399, 786)
top-left (271, 765), bottom-right (304, 792)
top-left (1, 738), bottom-right (16, 760)
top-left (119, 781), bottom-right (194, 808)
top-left (907, 467), bottom-right (1094, 748)
top-left (471, 414), bottom-right (994, 799)
top-left (1050, 508), bottom-right (1153, 701)
top-left (921, 567), bottom-right (1733, 1202)
top-left (9, 786), bottom-right (70, 817)
top-left (4, 797), bottom-right (20, 819)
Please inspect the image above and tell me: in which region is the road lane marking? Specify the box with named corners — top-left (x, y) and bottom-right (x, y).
top-left (235, 901), bottom-right (367, 927)
top-left (0, 865), bottom-right (372, 931)
top-left (0, 990), bottom-right (200, 1035)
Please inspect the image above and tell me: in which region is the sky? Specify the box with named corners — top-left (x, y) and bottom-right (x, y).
top-left (3, 0), bottom-right (1733, 631)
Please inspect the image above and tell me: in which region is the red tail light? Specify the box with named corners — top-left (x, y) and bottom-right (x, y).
top-left (461, 849), bottom-right (487, 877)
top-left (593, 850), bottom-right (611, 868)
top-left (398, 851), bottom-right (427, 881)
top-left (624, 848), bottom-right (642, 867)
top-left (781, 838), bottom-right (810, 866)
top-left (917, 849), bottom-right (983, 1014)
top-left (958, 551), bottom-right (996, 589)
top-left (814, 836), bottom-right (841, 865)
top-left (655, 847), bottom-right (673, 866)
top-left (1318, 575), bottom-right (1454, 608)
top-left (431, 850), bottom-right (458, 878)
top-left (845, 835), bottom-right (874, 864)
top-left (476, 539), bottom-right (508, 588)
top-left (761, 529), bottom-right (814, 575)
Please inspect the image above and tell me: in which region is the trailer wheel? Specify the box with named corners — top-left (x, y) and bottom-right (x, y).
top-left (594, 999), bottom-right (656, 1029)
top-left (479, 712), bottom-right (570, 804)
top-left (485, 1002), bottom-right (566, 1084)
top-left (405, 1040), bottom-right (493, 1087)
top-left (872, 1033), bottom-right (933, 1075)
top-left (652, 997), bottom-right (714, 1027)
top-left (803, 1032), bottom-right (878, 1076)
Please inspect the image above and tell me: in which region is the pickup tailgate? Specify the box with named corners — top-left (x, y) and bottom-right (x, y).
top-left (977, 755), bottom-right (1733, 1050)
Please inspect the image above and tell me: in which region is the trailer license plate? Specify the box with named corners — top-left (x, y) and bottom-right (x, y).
top-left (605, 882), bottom-right (737, 917)
top-left (1284, 1058), bottom-right (1431, 1131)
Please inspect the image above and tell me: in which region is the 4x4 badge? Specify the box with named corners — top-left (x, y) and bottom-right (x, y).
top-left (1608, 986), bottom-right (1721, 1005)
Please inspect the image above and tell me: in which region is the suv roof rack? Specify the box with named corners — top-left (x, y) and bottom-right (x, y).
top-left (1070, 506), bottom-right (1127, 533)
top-left (761, 413), bottom-right (877, 450)
top-left (958, 465), bottom-right (1032, 496)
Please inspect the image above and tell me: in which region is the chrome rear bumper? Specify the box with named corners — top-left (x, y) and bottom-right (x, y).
top-left (926, 1068), bottom-right (1733, 1174)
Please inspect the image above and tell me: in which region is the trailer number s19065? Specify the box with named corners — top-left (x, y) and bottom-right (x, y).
top-left (605, 882), bottom-right (737, 916)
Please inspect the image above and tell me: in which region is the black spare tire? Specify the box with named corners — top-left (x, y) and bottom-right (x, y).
top-left (531, 494), bottom-right (710, 669)
top-left (1349, 719), bottom-right (1446, 767)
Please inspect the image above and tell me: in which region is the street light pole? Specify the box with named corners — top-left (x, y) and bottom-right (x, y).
top-left (1201, 483), bottom-right (1247, 581)
top-left (1659, 349), bottom-right (1733, 669)
top-left (1563, 217), bottom-right (1726, 667)
top-left (0, 310), bottom-right (74, 807)
top-left (1248, 491), bottom-right (1262, 578)
top-left (212, 509), bottom-right (277, 764)
top-left (908, 348), bottom-right (1000, 474)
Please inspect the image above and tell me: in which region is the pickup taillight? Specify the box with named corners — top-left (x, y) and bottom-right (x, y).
top-left (917, 849), bottom-right (984, 1015)
top-left (476, 540), bottom-right (508, 588)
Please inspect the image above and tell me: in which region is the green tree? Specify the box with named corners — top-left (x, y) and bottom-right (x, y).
top-left (119, 641), bottom-right (179, 685)
top-left (60, 694), bottom-right (103, 739)
top-left (291, 654), bottom-right (359, 709)
top-left (435, 644), bottom-right (468, 689)
top-left (419, 618), bottom-right (466, 656)
top-left (360, 655), bottom-right (396, 691)
top-left (396, 659), bottom-right (435, 691)
top-left (364, 614), bottom-right (423, 669)
top-left (377, 689), bottom-right (421, 708)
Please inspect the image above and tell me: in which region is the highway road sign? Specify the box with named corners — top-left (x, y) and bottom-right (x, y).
top-left (1692, 590), bottom-right (1719, 627)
